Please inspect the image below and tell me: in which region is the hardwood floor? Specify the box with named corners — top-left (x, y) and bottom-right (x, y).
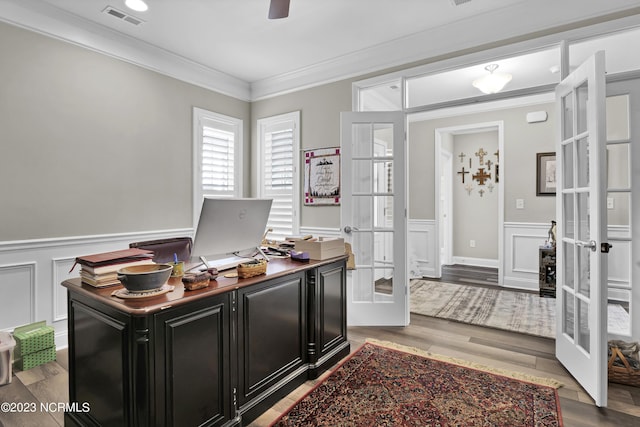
top-left (1, 320), bottom-right (639, 426)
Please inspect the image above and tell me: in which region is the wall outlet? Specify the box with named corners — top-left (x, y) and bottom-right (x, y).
top-left (516, 199), bottom-right (525, 209)
top-left (469, 240), bottom-right (476, 248)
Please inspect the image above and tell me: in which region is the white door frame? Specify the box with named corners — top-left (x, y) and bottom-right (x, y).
top-left (434, 121), bottom-right (505, 282)
top-left (440, 149), bottom-right (453, 266)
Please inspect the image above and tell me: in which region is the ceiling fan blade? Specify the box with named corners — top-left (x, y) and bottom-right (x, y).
top-left (268, 0), bottom-right (290, 19)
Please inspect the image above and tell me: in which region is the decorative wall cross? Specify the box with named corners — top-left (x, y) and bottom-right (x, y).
top-left (487, 182), bottom-right (495, 192)
top-left (457, 167), bottom-right (469, 183)
top-left (494, 149), bottom-right (500, 162)
top-left (472, 168), bottom-right (491, 185)
top-left (478, 189), bottom-right (485, 197)
top-left (465, 183), bottom-right (474, 195)
top-left (458, 152), bottom-right (466, 163)
top-left (475, 148), bottom-right (488, 165)
top-left (486, 159), bottom-right (493, 171)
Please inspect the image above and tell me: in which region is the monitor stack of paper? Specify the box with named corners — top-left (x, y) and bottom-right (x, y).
top-left (71, 248), bottom-right (155, 287)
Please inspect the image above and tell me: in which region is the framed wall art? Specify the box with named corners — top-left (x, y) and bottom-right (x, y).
top-left (304, 147), bottom-right (341, 205)
top-left (536, 152), bottom-right (556, 196)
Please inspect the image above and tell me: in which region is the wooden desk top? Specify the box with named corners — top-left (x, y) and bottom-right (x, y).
top-left (62, 256), bottom-right (347, 315)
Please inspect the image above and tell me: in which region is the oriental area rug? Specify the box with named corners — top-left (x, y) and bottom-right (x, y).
top-left (271, 340), bottom-right (563, 427)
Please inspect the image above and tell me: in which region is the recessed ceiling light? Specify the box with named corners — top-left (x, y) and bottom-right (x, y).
top-left (125, 0), bottom-right (148, 12)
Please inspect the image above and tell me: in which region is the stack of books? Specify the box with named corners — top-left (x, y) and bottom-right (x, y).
top-left (71, 248), bottom-right (154, 287)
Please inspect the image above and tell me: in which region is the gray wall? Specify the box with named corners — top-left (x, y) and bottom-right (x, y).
top-left (409, 103), bottom-right (557, 223)
top-left (251, 81), bottom-right (352, 230)
top-left (0, 20), bottom-right (566, 242)
top-left (452, 131), bottom-right (499, 260)
top-left (0, 22), bottom-right (250, 241)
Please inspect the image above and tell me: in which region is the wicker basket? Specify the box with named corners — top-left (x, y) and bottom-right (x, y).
top-left (237, 259), bottom-right (267, 279)
top-left (608, 345), bottom-right (640, 387)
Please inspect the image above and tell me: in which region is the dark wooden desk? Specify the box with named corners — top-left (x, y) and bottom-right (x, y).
top-left (62, 256), bottom-right (349, 427)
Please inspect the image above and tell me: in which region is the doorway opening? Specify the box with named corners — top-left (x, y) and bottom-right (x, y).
top-left (435, 121), bottom-right (504, 285)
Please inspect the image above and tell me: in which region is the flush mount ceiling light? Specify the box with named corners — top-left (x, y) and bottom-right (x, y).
top-left (125, 0), bottom-right (148, 12)
top-left (472, 64), bottom-right (512, 94)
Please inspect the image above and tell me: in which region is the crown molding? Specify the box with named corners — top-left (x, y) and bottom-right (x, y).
top-left (3, 0), bottom-right (640, 102)
top-left (0, 0), bottom-right (251, 101)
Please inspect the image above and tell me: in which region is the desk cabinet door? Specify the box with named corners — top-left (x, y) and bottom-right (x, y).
top-left (236, 273), bottom-right (306, 407)
top-left (314, 261), bottom-right (347, 359)
top-left (154, 294), bottom-right (231, 427)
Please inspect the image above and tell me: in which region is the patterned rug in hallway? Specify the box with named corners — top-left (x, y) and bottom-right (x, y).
top-left (410, 280), bottom-right (555, 338)
top-left (271, 340), bottom-right (563, 426)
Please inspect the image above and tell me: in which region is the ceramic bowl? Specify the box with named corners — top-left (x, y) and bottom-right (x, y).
top-left (117, 263), bottom-right (173, 292)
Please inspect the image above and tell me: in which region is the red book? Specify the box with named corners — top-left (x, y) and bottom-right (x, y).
top-left (70, 248), bottom-right (154, 272)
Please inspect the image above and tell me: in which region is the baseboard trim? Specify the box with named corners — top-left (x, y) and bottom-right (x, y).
top-left (451, 257), bottom-right (498, 269)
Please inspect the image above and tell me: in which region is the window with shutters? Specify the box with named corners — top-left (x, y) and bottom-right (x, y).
top-left (193, 107), bottom-right (243, 226)
top-left (256, 111), bottom-right (300, 241)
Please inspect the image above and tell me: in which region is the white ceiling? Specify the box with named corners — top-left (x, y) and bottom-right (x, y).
top-left (2, 0), bottom-right (640, 100)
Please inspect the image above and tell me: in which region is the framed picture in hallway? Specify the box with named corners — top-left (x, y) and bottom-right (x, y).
top-left (536, 152), bottom-right (556, 196)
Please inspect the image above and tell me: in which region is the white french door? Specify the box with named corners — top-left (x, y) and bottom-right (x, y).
top-left (340, 112), bottom-right (408, 326)
top-left (555, 51), bottom-right (609, 407)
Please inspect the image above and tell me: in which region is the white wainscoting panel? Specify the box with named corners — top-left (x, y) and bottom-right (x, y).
top-left (503, 223), bottom-right (548, 291)
top-left (0, 228), bottom-right (193, 349)
top-left (408, 220), bottom-right (436, 279)
top-left (0, 262), bottom-right (36, 331)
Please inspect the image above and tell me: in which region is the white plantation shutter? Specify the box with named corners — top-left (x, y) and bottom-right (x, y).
top-left (193, 108), bottom-right (242, 226)
top-left (202, 126), bottom-right (235, 195)
top-left (257, 112), bottom-right (300, 241)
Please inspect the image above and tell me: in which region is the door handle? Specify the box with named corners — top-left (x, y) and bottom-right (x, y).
top-left (601, 242), bottom-right (613, 253)
top-left (576, 240), bottom-right (597, 252)
top-left (343, 226), bottom-right (359, 234)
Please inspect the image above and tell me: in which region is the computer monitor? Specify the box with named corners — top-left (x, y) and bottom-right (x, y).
top-left (191, 197), bottom-right (273, 268)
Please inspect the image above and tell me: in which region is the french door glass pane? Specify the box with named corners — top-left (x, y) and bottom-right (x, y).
top-left (563, 193), bottom-right (575, 239)
top-left (607, 192), bottom-right (631, 234)
top-left (374, 196), bottom-right (393, 228)
top-left (576, 82), bottom-right (589, 135)
top-left (353, 268), bottom-right (373, 302)
top-left (562, 94), bottom-right (574, 140)
top-left (374, 268), bottom-right (393, 297)
top-left (608, 290), bottom-right (631, 336)
top-left (374, 161), bottom-right (393, 193)
top-left (563, 241), bottom-right (575, 290)
top-left (563, 142), bottom-right (574, 189)
top-left (354, 196), bottom-right (372, 230)
top-left (353, 160), bottom-right (372, 193)
top-left (578, 192), bottom-right (590, 241)
top-left (352, 124), bottom-right (372, 157)
top-left (577, 137), bottom-right (590, 187)
top-left (578, 246), bottom-right (591, 298)
top-left (578, 298), bottom-right (590, 353)
top-left (374, 231), bottom-right (394, 264)
top-left (607, 143), bottom-right (630, 188)
top-left (606, 95), bottom-right (630, 141)
top-left (564, 290), bottom-right (575, 339)
top-left (353, 232), bottom-right (372, 265)
top-left (373, 124), bottom-right (393, 156)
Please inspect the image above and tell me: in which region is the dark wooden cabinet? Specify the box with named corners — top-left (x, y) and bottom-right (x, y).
top-left (63, 257), bottom-right (349, 427)
top-left (236, 272), bottom-right (307, 421)
top-left (153, 294), bottom-right (231, 427)
top-left (307, 261), bottom-right (348, 378)
top-left (539, 247), bottom-right (556, 298)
